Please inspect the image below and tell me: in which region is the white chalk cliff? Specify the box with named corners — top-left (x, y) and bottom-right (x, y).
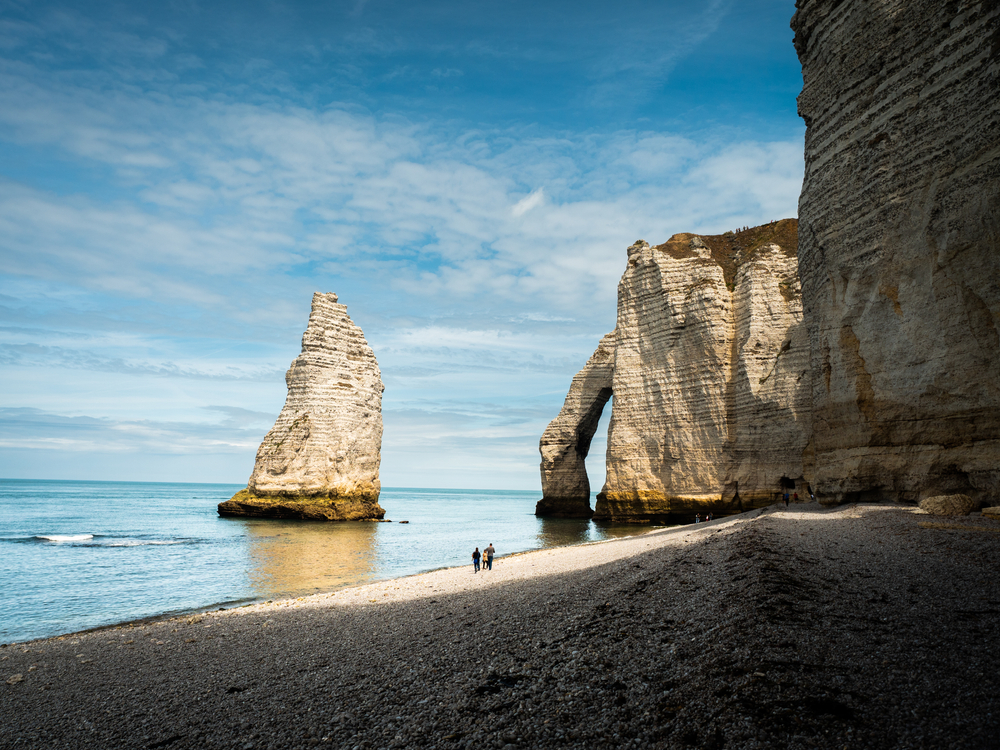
top-left (539, 222), bottom-right (810, 521)
top-left (792, 0), bottom-right (1000, 506)
top-left (541, 0), bottom-right (1000, 518)
top-left (219, 292), bottom-right (385, 520)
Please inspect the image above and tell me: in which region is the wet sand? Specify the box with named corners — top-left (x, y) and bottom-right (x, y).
top-left (2, 502), bottom-right (998, 749)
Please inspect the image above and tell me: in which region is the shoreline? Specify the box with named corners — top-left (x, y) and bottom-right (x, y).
top-left (3, 513), bottom-right (686, 648)
top-left (3, 502), bottom-right (998, 749)
top-left (10, 513), bottom-right (701, 647)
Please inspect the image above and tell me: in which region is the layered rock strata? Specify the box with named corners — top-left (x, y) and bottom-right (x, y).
top-left (536, 332), bottom-right (615, 518)
top-left (792, 0), bottom-right (1000, 506)
top-left (539, 221), bottom-right (811, 522)
top-left (219, 292), bottom-right (385, 520)
top-left (598, 229), bottom-right (810, 521)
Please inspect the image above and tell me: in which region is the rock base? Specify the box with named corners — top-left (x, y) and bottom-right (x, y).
top-left (218, 489), bottom-right (385, 521)
top-left (534, 496), bottom-right (594, 519)
top-left (594, 491), bottom-right (779, 524)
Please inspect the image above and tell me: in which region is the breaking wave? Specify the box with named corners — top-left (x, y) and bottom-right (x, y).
top-left (35, 534), bottom-right (94, 542)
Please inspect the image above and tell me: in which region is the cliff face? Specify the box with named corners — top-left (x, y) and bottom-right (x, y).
top-left (536, 332), bottom-right (614, 518)
top-left (726, 241), bottom-right (811, 507)
top-left (219, 292), bottom-right (385, 520)
top-left (596, 227), bottom-right (810, 521)
top-left (792, 0), bottom-right (1000, 505)
top-left (539, 222), bottom-right (810, 522)
top-left (598, 237), bottom-right (735, 520)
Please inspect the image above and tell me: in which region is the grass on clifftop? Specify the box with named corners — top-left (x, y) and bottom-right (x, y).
top-left (654, 218), bottom-right (798, 288)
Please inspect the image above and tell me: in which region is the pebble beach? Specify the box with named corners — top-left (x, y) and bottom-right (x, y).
top-left (2, 502), bottom-right (998, 749)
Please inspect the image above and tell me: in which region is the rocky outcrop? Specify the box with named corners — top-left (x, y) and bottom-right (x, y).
top-left (539, 222), bottom-right (811, 522)
top-left (536, 332), bottom-right (614, 518)
top-left (219, 292), bottom-right (385, 521)
top-left (919, 494), bottom-right (976, 517)
top-left (792, 0), bottom-right (1000, 507)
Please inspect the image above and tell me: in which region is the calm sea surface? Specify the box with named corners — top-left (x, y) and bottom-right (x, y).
top-left (0, 479), bottom-right (654, 644)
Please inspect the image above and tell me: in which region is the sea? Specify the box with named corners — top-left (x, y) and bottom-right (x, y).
top-left (0, 479), bottom-right (655, 645)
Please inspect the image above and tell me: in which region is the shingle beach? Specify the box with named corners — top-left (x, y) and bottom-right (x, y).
top-left (3, 502), bottom-right (998, 750)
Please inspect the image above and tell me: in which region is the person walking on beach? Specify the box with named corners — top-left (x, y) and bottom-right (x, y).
top-left (783, 491), bottom-right (790, 507)
top-left (695, 514), bottom-right (701, 523)
top-left (472, 547), bottom-right (481, 573)
top-left (793, 492), bottom-right (799, 504)
top-left (485, 544), bottom-right (495, 571)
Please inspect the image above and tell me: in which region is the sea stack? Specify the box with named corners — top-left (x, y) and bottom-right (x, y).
top-left (539, 222), bottom-right (811, 522)
top-left (792, 0), bottom-right (1000, 506)
top-left (218, 292), bottom-right (385, 520)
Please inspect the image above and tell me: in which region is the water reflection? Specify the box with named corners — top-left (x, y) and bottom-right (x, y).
top-left (239, 492), bottom-right (673, 602)
top-left (536, 517), bottom-right (593, 547)
top-left (241, 519), bottom-right (378, 600)
top-left (535, 517), bottom-right (663, 548)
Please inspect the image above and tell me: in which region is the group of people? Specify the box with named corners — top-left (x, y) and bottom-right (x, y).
top-left (471, 544), bottom-right (494, 573)
top-left (694, 512), bottom-right (713, 523)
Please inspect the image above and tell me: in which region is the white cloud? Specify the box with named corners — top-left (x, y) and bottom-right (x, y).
top-left (511, 187), bottom-right (544, 217)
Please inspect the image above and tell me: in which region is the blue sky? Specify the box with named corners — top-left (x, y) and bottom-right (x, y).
top-left (0, 0), bottom-right (804, 490)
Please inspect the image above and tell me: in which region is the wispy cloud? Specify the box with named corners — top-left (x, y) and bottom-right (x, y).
top-left (0, 69), bottom-right (802, 313)
top-left (511, 187), bottom-right (544, 217)
top-left (0, 407), bottom-right (267, 454)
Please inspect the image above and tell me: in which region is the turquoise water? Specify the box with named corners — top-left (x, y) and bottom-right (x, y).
top-left (0, 479), bottom-right (653, 644)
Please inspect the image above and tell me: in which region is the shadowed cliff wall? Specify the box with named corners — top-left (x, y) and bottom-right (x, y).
top-left (792, 0), bottom-right (1000, 505)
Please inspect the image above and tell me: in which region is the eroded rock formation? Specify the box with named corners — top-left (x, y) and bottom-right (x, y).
top-left (599, 226), bottom-right (810, 521)
top-left (536, 332), bottom-right (614, 518)
top-left (792, 0), bottom-right (1000, 506)
top-left (219, 292), bottom-right (385, 520)
top-left (539, 222), bottom-right (811, 522)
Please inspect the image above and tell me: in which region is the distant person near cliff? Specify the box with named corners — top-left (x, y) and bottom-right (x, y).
top-left (472, 547), bottom-right (481, 573)
top-left (485, 544), bottom-right (495, 570)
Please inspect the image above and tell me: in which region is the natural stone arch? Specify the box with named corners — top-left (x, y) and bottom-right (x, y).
top-left (536, 332), bottom-right (615, 518)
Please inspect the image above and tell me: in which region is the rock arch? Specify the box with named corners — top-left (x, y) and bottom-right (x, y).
top-left (536, 332), bottom-right (615, 518)
top-left (540, 227), bottom-right (812, 523)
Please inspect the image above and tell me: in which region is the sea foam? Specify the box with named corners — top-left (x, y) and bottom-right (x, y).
top-left (36, 534), bottom-right (94, 542)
